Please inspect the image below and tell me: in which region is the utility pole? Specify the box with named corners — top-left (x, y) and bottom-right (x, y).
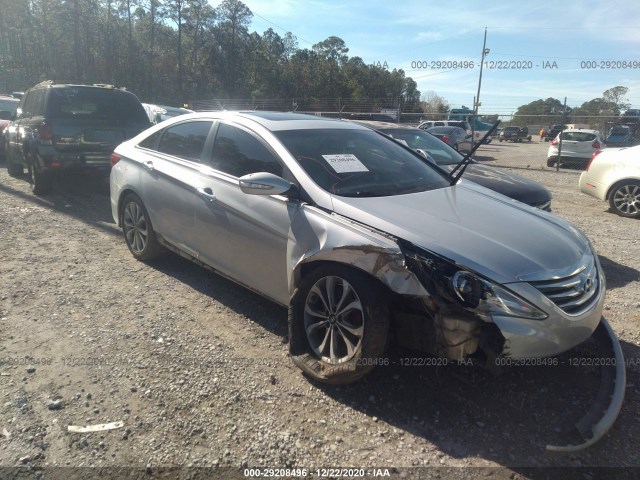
top-left (556, 96), bottom-right (568, 171)
top-left (474, 27), bottom-right (489, 144)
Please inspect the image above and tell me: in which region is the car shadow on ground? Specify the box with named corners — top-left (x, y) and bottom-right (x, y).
top-left (0, 168), bottom-right (117, 235)
top-left (314, 338), bottom-right (640, 471)
top-left (599, 255), bottom-right (640, 290)
top-left (146, 253), bottom-right (289, 339)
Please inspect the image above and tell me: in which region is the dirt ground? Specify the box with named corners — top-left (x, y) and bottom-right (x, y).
top-left (0, 140), bottom-right (639, 479)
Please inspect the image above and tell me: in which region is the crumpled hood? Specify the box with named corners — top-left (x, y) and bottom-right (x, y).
top-left (330, 183), bottom-right (590, 284)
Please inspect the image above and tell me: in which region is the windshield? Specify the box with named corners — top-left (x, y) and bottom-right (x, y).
top-left (0, 99), bottom-right (18, 115)
top-left (275, 128), bottom-right (450, 197)
top-left (378, 128), bottom-right (464, 166)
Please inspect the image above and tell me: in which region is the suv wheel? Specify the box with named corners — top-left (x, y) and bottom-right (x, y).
top-left (121, 193), bottom-right (164, 260)
top-left (289, 265), bottom-right (389, 384)
top-left (7, 159), bottom-right (23, 177)
top-left (29, 162), bottom-right (53, 195)
top-left (609, 181), bottom-right (640, 218)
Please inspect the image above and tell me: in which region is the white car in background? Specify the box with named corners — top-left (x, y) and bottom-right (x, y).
top-left (579, 145), bottom-right (640, 218)
top-left (547, 129), bottom-right (603, 168)
top-left (142, 103), bottom-right (194, 124)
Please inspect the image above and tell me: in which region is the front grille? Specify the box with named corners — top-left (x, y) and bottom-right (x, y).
top-left (529, 259), bottom-right (599, 315)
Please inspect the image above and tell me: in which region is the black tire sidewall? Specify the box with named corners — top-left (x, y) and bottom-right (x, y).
top-left (29, 161), bottom-right (53, 195)
top-left (289, 264), bottom-right (389, 384)
top-left (121, 194), bottom-right (163, 260)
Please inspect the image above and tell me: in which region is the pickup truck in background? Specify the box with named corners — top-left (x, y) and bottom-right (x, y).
top-left (499, 126), bottom-right (532, 142)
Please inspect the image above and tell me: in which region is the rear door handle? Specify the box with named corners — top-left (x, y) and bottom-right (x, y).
top-left (197, 187), bottom-right (217, 203)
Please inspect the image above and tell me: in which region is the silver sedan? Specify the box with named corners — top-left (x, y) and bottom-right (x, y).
top-left (110, 111), bottom-right (624, 449)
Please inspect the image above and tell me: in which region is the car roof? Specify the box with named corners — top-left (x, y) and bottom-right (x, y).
top-left (348, 120), bottom-right (419, 130)
top-left (0, 95), bottom-right (20, 103)
top-left (562, 128), bottom-right (599, 134)
top-left (427, 126), bottom-right (465, 133)
top-left (185, 111), bottom-right (369, 132)
top-left (30, 82), bottom-right (131, 93)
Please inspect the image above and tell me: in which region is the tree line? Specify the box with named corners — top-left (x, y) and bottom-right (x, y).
top-left (510, 86), bottom-right (632, 127)
top-left (0, 0), bottom-right (421, 112)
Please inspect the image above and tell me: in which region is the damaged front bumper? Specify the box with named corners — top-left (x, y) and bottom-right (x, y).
top-left (545, 318), bottom-right (626, 452)
top-left (392, 242), bottom-right (625, 451)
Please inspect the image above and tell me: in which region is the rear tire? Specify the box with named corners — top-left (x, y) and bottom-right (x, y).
top-left (121, 193), bottom-right (165, 260)
top-left (289, 264), bottom-right (389, 385)
top-left (608, 181), bottom-right (640, 218)
top-left (28, 162), bottom-right (53, 195)
top-left (7, 160), bottom-right (23, 177)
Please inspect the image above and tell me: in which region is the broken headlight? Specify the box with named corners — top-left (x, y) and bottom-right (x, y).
top-left (452, 271), bottom-right (547, 320)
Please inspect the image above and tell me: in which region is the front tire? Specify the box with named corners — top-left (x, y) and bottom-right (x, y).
top-left (289, 265), bottom-right (389, 384)
top-left (547, 157), bottom-right (558, 168)
top-left (121, 193), bottom-right (164, 260)
top-left (609, 182), bottom-right (640, 218)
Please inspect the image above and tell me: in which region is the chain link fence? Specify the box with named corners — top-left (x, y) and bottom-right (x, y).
top-left (186, 98), bottom-right (639, 171)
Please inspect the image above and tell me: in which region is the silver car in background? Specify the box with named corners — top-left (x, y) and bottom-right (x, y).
top-left (110, 111), bottom-right (624, 450)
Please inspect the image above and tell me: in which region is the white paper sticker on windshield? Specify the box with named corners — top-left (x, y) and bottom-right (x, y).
top-left (322, 154), bottom-right (369, 173)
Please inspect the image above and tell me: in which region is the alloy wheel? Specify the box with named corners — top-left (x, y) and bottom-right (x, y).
top-left (303, 275), bottom-right (364, 364)
top-left (123, 201), bottom-right (149, 254)
top-left (612, 184), bottom-right (640, 217)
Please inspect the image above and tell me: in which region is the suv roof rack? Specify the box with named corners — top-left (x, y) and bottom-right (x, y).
top-left (34, 80), bottom-right (56, 87)
top-left (92, 83), bottom-right (127, 90)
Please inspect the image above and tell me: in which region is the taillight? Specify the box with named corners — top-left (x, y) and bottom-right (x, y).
top-left (442, 136), bottom-right (450, 143)
top-left (585, 150), bottom-right (601, 171)
top-left (550, 138), bottom-right (558, 146)
top-left (592, 140), bottom-right (601, 149)
top-left (110, 152), bottom-right (121, 167)
top-left (39, 122), bottom-right (53, 144)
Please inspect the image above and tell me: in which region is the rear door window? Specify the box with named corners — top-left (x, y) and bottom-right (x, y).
top-left (156, 121), bottom-right (213, 162)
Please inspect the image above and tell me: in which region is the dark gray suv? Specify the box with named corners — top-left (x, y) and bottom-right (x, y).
top-left (4, 81), bottom-right (150, 194)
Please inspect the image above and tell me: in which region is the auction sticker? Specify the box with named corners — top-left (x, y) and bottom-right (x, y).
top-left (322, 154), bottom-right (369, 173)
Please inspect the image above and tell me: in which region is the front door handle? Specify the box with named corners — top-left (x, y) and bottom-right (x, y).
top-left (142, 160), bottom-right (155, 172)
top-left (197, 187), bottom-right (217, 203)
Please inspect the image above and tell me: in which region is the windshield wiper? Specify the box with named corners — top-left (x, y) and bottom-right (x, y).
top-left (448, 120), bottom-right (501, 186)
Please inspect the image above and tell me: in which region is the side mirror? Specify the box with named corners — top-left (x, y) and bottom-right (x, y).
top-left (238, 172), bottom-right (295, 196)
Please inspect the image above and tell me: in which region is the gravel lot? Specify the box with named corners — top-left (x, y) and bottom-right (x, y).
top-left (1, 140), bottom-right (639, 479)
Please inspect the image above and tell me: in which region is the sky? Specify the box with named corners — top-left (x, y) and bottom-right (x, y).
top-left (212, 0), bottom-right (640, 115)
